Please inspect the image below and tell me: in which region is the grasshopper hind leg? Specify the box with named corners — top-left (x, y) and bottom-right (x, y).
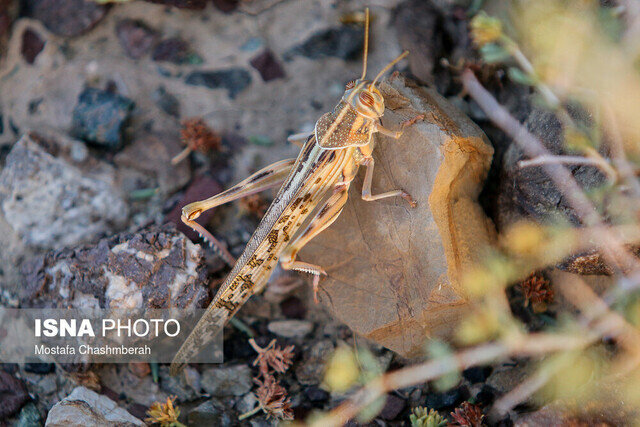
top-left (280, 185), bottom-right (349, 303)
top-left (182, 158), bottom-right (295, 265)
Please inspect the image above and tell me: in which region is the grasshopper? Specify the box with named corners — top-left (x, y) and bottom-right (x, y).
top-left (171, 9), bottom-right (422, 375)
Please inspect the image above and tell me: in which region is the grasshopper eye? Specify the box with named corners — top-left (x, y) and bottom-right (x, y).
top-left (359, 91), bottom-right (375, 107)
top-left (345, 80), bottom-right (356, 89)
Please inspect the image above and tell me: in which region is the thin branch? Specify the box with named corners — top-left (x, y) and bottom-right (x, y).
top-left (518, 155), bottom-right (617, 181)
top-left (462, 69), bottom-right (640, 274)
top-left (311, 333), bottom-right (596, 427)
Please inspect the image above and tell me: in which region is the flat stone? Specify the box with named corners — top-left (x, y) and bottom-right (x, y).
top-left (201, 365), bottom-right (253, 397)
top-left (22, 0), bottom-right (108, 37)
top-left (268, 319), bottom-right (313, 339)
top-left (71, 87), bottom-right (134, 149)
top-left (45, 386), bottom-right (144, 426)
top-left (0, 131), bottom-right (129, 250)
top-left (185, 68), bottom-right (252, 99)
top-left (301, 76), bottom-right (494, 357)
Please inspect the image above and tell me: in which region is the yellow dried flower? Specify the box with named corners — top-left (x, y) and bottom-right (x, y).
top-left (145, 396), bottom-right (186, 427)
top-left (470, 12), bottom-right (504, 46)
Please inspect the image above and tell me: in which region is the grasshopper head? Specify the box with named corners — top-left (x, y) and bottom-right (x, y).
top-left (342, 79), bottom-right (385, 119)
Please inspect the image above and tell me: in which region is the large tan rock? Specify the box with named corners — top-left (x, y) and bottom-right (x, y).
top-left (301, 76), bottom-right (495, 357)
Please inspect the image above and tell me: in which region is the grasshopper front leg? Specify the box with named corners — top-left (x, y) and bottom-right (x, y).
top-left (182, 158), bottom-right (295, 264)
top-left (280, 184), bottom-right (349, 302)
top-left (360, 156), bottom-right (416, 207)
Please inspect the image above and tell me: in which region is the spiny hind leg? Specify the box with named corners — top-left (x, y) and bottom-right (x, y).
top-left (360, 156), bottom-right (417, 207)
top-left (280, 185), bottom-right (349, 302)
top-left (183, 158), bottom-right (295, 265)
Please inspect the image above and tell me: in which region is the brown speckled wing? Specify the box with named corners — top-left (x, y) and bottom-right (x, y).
top-left (315, 103), bottom-right (371, 149)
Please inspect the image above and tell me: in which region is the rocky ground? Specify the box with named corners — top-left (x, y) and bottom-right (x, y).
top-left (0, 0), bottom-right (622, 426)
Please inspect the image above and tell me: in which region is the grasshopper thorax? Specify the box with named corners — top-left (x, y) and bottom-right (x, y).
top-left (342, 79), bottom-right (384, 120)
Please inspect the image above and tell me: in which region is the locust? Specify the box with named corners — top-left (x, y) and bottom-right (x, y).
top-left (170, 9), bottom-right (422, 375)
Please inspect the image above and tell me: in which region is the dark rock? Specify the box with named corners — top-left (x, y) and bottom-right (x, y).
top-left (286, 26), bottom-right (364, 60)
top-left (295, 340), bottom-right (334, 385)
top-left (394, 0), bottom-right (445, 83)
top-left (474, 384), bottom-right (497, 406)
top-left (0, 370), bottom-right (29, 418)
top-left (212, 0), bottom-right (239, 13)
top-left (463, 366), bottom-right (492, 383)
top-left (424, 386), bottom-right (466, 410)
top-left (20, 224), bottom-right (208, 310)
top-left (116, 19), bottom-right (158, 59)
top-left (280, 296), bottom-right (306, 319)
top-left (250, 49), bottom-right (286, 82)
top-left (22, 0), bottom-right (108, 37)
top-left (25, 362), bottom-right (55, 374)
top-left (71, 87), bottom-right (134, 149)
top-left (21, 28), bottom-right (45, 64)
top-left (152, 86), bottom-right (180, 117)
top-left (152, 37), bottom-right (201, 65)
top-left (188, 399), bottom-right (234, 427)
top-left (304, 386), bottom-right (329, 403)
top-left (166, 176), bottom-right (223, 242)
top-left (380, 394), bottom-right (406, 420)
top-left (185, 68), bottom-right (252, 99)
top-left (497, 105), bottom-right (604, 230)
top-left (145, 0), bottom-right (207, 9)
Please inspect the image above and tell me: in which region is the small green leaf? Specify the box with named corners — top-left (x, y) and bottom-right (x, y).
top-left (357, 395), bottom-right (386, 423)
top-left (507, 67), bottom-right (536, 86)
top-left (479, 43), bottom-right (511, 64)
top-left (248, 135), bottom-right (274, 146)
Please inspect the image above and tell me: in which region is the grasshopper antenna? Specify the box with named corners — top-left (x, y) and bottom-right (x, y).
top-left (360, 8), bottom-right (370, 80)
top-left (370, 50), bottom-right (409, 88)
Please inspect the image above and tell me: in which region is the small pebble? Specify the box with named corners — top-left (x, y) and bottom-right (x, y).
top-left (249, 49), bottom-right (286, 82)
top-left (379, 394), bottom-right (406, 420)
top-left (116, 19), bottom-right (158, 59)
top-left (201, 365), bottom-right (252, 397)
top-left (286, 26), bottom-right (364, 60)
top-left (185, 68), bottom-right (252, 99)
top-left (21, 28), bottom-right (45, 64)
top-left (424, 386), bottom-right (467, 410)
top-left (0, 371), bottom-right (30, 418)
top-left (71, 87), bottom-right (134, 149)
top-left (268, 319), bottom-right (313, 339)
